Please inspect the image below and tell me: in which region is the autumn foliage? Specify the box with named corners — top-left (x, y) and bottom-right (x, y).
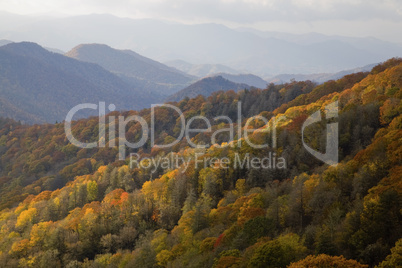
top-left (0, 59), bottom-right (400, 267)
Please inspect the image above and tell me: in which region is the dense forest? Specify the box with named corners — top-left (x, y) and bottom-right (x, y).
top-left (0, 58), bottom-right (401, 267)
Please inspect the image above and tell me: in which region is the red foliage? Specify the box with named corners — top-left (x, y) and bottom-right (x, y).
top-left (214, 233), bottom-right (225, 249)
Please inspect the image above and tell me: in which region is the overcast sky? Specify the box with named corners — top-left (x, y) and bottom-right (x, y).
top-left (1, 0), bottom-right (402, 42)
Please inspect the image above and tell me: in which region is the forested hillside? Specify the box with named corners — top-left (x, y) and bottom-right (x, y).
top-left (0, 59), bottom-right (400, 267)
top-left (0, 79), bottom-right (319, 211)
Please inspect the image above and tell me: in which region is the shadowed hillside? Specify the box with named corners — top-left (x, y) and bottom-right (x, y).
top-left (0, 42), bottom-right (154, 123)
top-left (66, 44), bottom-right (195, 96)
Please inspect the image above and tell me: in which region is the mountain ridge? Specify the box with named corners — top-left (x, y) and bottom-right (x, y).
top-left (65, 43), bottom-right (195, 96)
top-left (166, 75), bottom-right (251, 102)
top-left (2, 13), bottom-right (401, 75)
top-left (0, 42), bottom-right (153, 123)
top-left (267, 63), bottom-right (376, 84)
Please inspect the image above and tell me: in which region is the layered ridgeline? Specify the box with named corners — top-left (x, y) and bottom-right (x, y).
top-left (65, 44), bottom-right (196, 96)
top-left (267, 63), bottom-right (376, 84)
top-left (0, 42), bottom-right (155, 124)
top-left (0, 41), bottom-right (268, 124)
top-left (216, 73), bottom-right (267, 88)
top-left (65, 44), bottom-right (268, 102)
top-left (0, 42), bottom-right (196, 124)
top-left (0, 59), bottom-right (401, 267)
top-left (2, 13), bottom-right (402, 75)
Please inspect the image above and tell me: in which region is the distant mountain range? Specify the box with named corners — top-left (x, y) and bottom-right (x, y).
top-left (166, 76), bottom-right (250, 102)
top-left (165, 60), bottom-right (242, 77)
top-left (66, 44), bottom-right (195, 96)
top-left (0, 39), bottom-right (391, 125)
top-left (0, 42), bottom-right (155, 123)
top-left (267, 63), bottom-right (376, 84)
top-left (1, 13), bottom-right (401, 75)
top-left (169, 63), bottom-right (376, 101)
top-left (213, 73), bottom-right (267, 89)
top-left (164, 60), bottom-right (268, 88)
top-left (0, 41), bottom-right (265, 124)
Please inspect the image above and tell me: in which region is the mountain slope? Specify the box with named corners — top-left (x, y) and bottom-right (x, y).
top-left (215, 73), bottom-right (267, 88)
top-left (0, 59), bottom-right (400, 267)
top-left (66, 44), bottom-right (195, 96)
top-left (166, 75), bottom-right (250, 102)
top-left (0, 42), bottom-right (153, 123)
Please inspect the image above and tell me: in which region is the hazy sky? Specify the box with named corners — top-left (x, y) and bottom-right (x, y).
top-left (1, 0), bottom-right (402, 42)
